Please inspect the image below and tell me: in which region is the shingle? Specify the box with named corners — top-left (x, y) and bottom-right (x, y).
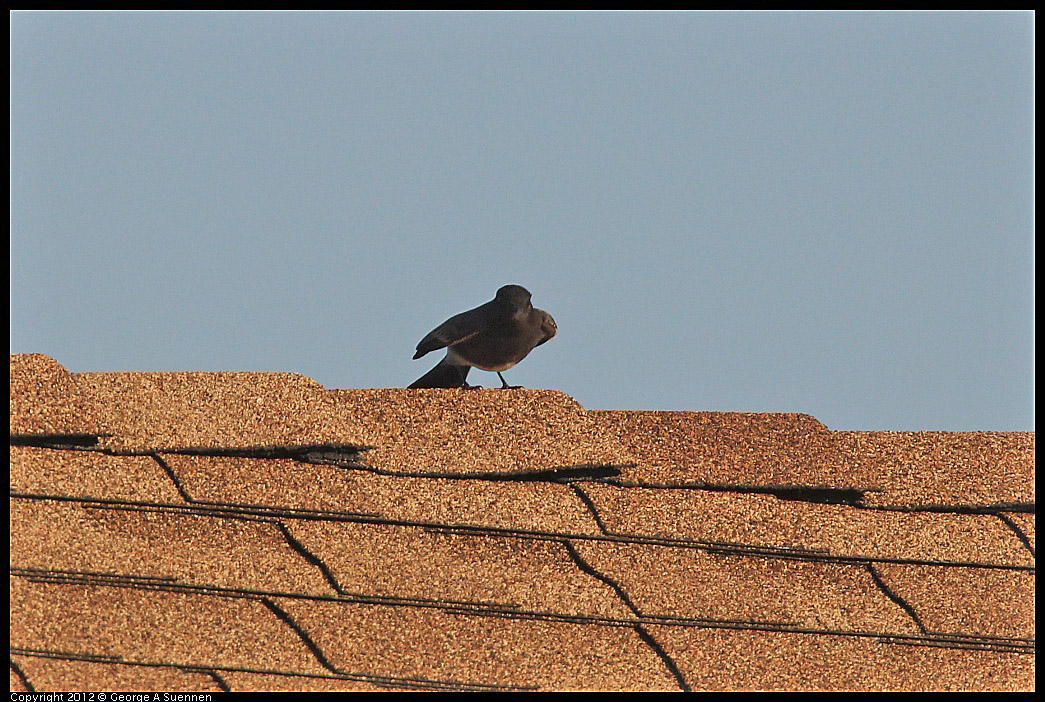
top-left (11, 446), bottom-right (186, 503)
top-left (590, 410), bottom-right (848, 486)
top-left (158, 454), bottom-right (361, 511)
top-left (577, 483), bottom-right (1032, 567)
top-left (10, 663), bottom-right (31, 692)
top-left (10, 658), bottom-right (224, 694)
top-left (71, 371), bottom-right (368, 451)
top-left (10, 578), bottom-right (330, 677)
top-left (872, 564), bottom-right (1035, 641)
top-left (591, 412), bottom-right (1035, 512)
top-left (835, 431), bottom-right (1034, 508)
top-left (283, 520), bottom-right (634, 619)
top-left (275, 596), bottom-right (683, 691)
top-left (571, 540), bottom-right (921, 635)
top-left (10, 354), bottom-right (101, 435)
top-left (164, 453), bottom-right (603, 536)
top-left (1002, 512), bottom-right (1034, 553)
top-left (11, 500), bottom-right (338, 596)
top-left (329, 389), bottom-right (630, 476)
top-left (650, 625), bottom-right (1034, 691)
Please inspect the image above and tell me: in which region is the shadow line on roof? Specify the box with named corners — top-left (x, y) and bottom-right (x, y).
top-left (9, 658), bottom-right (35, 693)
top-left (318, 461), bottom-right (629, 483)
top-left (11, 434), bottom-right (101, 449)
top-left (19, 439), bottom-right (1035, 515)
top-left (12, 568), bottom-right (1032, 656)
top-left (604, 477), bottom-right (874, 506)
top-left (8, 438), bottom-right (372, 462)
top-left (994, 514), bottom-right (1035, 556)
top-left (201, 670), bottom-right (231, 693)
top-left (8, 646), bottom-right (533, 693)
top-left (11, 492), bottom-right (1034, 572)
top-left (599, 478), bottom-right (1035, 514)
top-left (866, 563), bottom-right (927, 634)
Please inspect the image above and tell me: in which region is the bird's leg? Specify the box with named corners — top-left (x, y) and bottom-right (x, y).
top-left (454, 365), bottom-right (481, 389)
top-left (497, 372), bottom-right (523, 390)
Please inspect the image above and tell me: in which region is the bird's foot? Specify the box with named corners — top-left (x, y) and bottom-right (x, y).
top-left (496, 373), bottom-right (523, 390)
top-left (461, 382), bottom-right (484, 390)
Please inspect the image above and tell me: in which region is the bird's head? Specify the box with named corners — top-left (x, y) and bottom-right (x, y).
top-left (495, 284), bottom-right (533, 311)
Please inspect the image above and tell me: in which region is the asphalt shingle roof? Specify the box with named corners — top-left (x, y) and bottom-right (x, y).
top-left (9, 354), bottom-right (1035, 692)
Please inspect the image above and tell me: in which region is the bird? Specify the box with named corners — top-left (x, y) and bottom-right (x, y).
top-left (408, 284), bottom-right (557, 389)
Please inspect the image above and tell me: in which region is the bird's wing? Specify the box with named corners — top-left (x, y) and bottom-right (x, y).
top-left (413, 302), bottom-right (490, 359)
top-left (534, 309), bottom-right (557, 348)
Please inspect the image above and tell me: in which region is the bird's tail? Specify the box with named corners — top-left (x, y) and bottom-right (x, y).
top-left (408, 360), bottom-right (471, 389)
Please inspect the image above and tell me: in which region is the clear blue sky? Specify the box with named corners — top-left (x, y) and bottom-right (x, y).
top-left (10, 11), bottom-right (1034, 431)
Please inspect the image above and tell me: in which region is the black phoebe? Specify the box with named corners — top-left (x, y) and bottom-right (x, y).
top-left (408, 284), bottom-right (557, 389)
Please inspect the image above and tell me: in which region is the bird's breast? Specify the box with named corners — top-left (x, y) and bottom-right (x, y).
top-left (446, 346), bottom-right (520, 372)
top-left (448, 329), bottom-right (534, 371)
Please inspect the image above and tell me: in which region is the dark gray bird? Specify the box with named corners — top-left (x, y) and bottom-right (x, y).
top-left (408, 284), bottom-right (557, 389)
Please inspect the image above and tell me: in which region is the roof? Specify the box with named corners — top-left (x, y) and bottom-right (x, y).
top-left (9, 353), bottom-right (1035, 692)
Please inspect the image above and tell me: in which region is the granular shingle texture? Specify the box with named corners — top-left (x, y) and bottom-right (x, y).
top-left (9, 355), bottom-right (1035, 692)
top-left (72, 370), bottom-right (370, 451)
top-left (10, 354), bottom-right (98, 435)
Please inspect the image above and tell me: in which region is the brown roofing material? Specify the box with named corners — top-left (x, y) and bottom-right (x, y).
top-left (72, 370), bottom-right (369, 452)
top-left (9, 354), bottom-right (1035, 692)
top-left (835, 430), bottom-right (1034, 508)
top-left (10, 354), bottom-right (99, 436)
top-left (327, 388), bottom-right (630, 476)
top-left (590, 410), bottom-right (848, 487)
top-left (590, 410), bottom-right (1034, 510)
